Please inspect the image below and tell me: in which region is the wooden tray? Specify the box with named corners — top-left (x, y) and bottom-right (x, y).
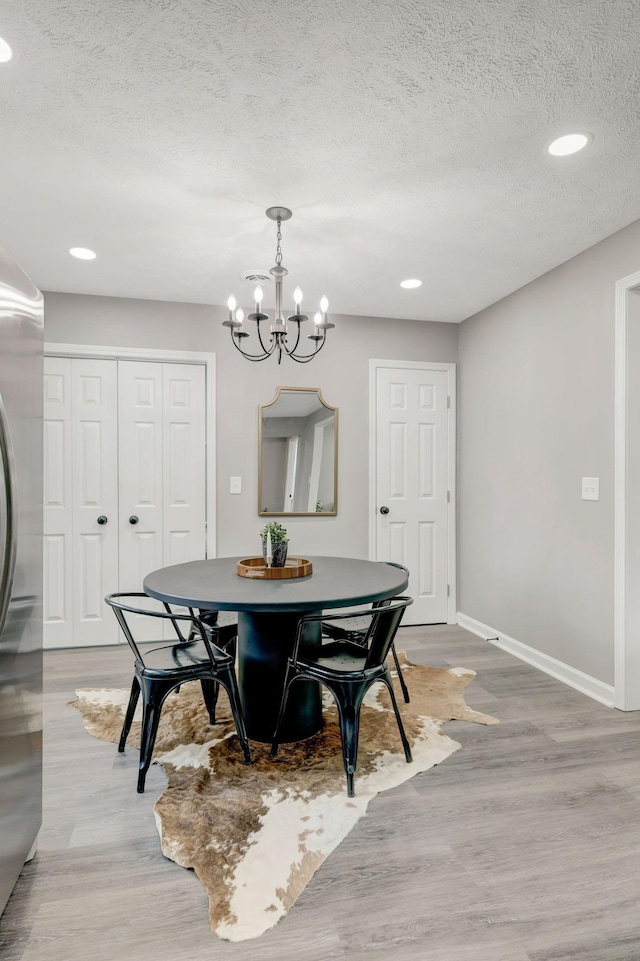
top-left (236, 556), bottom-right (313, 579)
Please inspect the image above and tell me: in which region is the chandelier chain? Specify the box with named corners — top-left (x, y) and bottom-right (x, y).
top-left (275, 216), bottom-right (283, 267)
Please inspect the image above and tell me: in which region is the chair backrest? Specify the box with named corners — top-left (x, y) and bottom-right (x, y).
top-left (361, 596), bottom-right (413, 669)
top-left (372, 562), bottom-right (410, 611)
top-left (298, 595), bottom-right (413, 670)
top-left (104, 592), bottom-right (219, 667)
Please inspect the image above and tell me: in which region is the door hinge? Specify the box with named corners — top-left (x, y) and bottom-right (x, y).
top-left (204, 521), bottom-right (208, 559)
top-left (447, 395), bottom-right (451, 408)
top-left (447, 490), bottom-right (450, 503)
top-left (447, 584), bottom-right (450, 597)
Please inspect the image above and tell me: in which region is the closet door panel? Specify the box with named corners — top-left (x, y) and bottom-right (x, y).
top-left (43, 358), bottom-right (73, 647)
top-left (163, 364), bottom-right (206, 567)
top-left (72, 359), bottom-right (119, 645)
top-left (118, 362), bottom-right (164, 609)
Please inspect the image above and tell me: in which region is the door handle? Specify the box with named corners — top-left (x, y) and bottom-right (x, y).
top-left (129, 515), bottom-right (139, 525)
top-left (97, 515), bottom-right (108, 525)
top-left (379, 506), bottom-right (390, 515)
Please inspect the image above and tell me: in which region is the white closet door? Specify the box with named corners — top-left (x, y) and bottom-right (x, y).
top-left (44, 357), bottom-right (119, 647)
top-left (118, 361), bottom-right (164, 596)
top-left (163, 363), bottom-right (206, 566)
top-left (43, 358), bottom-right (74, 646)
top-left (72, 360), bottom-right (119, 645)
top-left (118, 361), bottom-right (206, 639)
top-left (44, 355), bottom-right (208, 648)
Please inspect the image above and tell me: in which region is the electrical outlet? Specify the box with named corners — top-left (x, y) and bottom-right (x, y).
top-left (582, 477), bottom-right (599, 501)
top-left (230, 476), bottom-right (242, 495)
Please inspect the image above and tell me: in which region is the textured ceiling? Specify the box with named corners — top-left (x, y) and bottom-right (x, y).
top-left (1, 0), bottom-right (639, 322)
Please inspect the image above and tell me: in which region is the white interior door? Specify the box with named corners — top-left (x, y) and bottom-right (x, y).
top-left (117, 361), bottom-right (164, 597)
top-left (43, 358), bottom-right (74, 647)
top-left (284, 436), bottom-right (299, 512)
top-left (72, 360), bottom-right (119, 645)
top-left (373, 363), bottom-right (453, 624)
top-left (44, 354), bottom-right (208, 648)
top-left (162, 363), bottom-right (206, 566)
top-left (118, 361), bottom-right (206, 640)
top-left (44, 358), bottom-right (119, 646)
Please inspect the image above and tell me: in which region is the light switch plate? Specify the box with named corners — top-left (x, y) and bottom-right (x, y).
top-left (582, 477), bottom-right (599, 501)
top-left (230, 476), bottom-right (242, 495)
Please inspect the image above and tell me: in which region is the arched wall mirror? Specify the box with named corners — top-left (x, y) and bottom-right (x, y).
top-left (259, 387), bottom-right (338, 516)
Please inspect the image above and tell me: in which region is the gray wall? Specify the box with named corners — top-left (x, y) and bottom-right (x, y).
top-left (43, 292), bottom-right (458, 560)
top-left (458, 217), bottom-right (640, 686)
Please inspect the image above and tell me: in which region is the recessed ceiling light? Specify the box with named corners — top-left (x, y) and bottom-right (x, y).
top-left (547, 133), bottom-right (592, 157)
top-left (400, 278), bottom-right (422, 289)
top-left (0, 36), bottom-right (12, 63)
top-left (69, 247), bottom-right (97, 260)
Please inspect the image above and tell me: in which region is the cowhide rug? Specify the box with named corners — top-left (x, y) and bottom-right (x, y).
top-left (72, 653), bottom-right (498, 941)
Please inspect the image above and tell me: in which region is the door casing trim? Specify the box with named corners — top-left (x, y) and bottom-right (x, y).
top-left (614, 272), bottom-right (640, 709)
top-left (44, 342), bottom-right (217, 558)
top-left (368, 358), bottom-right (457, 623)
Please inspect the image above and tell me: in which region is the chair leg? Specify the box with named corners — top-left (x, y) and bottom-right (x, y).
top-left (215, 667), bottom-right (251, 764)
top-left (270, 662), bottom-right (296, 757)
top-left (200, 678), bottom-right (220, 724)
top-left (137, 677), bottom-right (176, 793)
top-left (380, 669), bottom-right (413, 764)
top-left (332, 682), bottom-right (368, 798)
top-left (118, 677), bottom-right (140, 752)
top-left (391, 642), bottom-right (410, 703)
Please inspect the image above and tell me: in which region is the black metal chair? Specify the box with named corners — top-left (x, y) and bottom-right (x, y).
top-left (185, 608), bottom-right (238, 723)
top-left (271, 596), bottom-right (414, 798)
top-left (105, 593), bottom-right (251, 793)
top-left (322, 562), bottom-right (411, 703)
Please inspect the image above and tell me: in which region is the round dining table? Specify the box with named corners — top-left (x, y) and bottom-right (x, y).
top-left (143, 555), bottom-right (408, 743)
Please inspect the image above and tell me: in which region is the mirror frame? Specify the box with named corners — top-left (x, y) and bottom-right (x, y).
top-left (258, 386), bottom-right (338, 516)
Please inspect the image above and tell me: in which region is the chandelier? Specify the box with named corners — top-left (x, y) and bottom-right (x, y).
top-left (223, 207), bottom-right (333, 364)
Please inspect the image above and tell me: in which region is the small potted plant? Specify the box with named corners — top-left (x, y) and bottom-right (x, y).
top-left (260, 521), bottom-right (288, 568)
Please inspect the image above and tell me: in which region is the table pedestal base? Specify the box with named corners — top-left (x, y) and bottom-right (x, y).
top-left (237, 610), bottom-right (322, 743)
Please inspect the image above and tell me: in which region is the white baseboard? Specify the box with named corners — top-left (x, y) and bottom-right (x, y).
top-left (26, 837), bottom-right (38, 863)
top-left (44, 639), bottom-right (115, 650)
top-left (456, 612), bottom-right (615, 708)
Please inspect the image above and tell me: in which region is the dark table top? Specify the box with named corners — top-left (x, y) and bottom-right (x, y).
top-left (143, 556), bottom-right (408, 613)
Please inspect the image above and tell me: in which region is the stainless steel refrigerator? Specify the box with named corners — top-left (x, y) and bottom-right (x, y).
top-left (0, 247), bottom-right (43, 914)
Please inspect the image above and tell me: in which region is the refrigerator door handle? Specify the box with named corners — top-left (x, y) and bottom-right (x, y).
top-left (0, 390), bottom-right (17, 640)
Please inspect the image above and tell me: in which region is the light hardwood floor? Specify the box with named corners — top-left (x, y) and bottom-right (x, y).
top-left (3, 625), bottom-right (640, 960)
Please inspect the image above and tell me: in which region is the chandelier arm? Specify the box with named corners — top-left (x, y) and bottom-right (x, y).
top-left (281, 322), bottom-right (302, 356)
top-left (229, 327), bottom-right (273, 362)
top-left (285, 350), bottom-right (323, 364)
top-left (255, 321), bottom-right (275, 356)
top-left (284, 336), bottom-right (327, 364)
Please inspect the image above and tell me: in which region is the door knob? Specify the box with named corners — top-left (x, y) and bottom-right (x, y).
top-left (379, 506), bottom-right (390, 515)
top-left (129, 515), bottom-right (139, 525)
top-left (97, 515), bottom-right (108, 525)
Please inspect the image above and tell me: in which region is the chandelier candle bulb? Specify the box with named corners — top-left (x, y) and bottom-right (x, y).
top-left (234, 307), bottom-right (250, 338)
top-left (222, 294), bottom-right (246, 331)
top-left (254, 286), bottom-right (263, 312)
